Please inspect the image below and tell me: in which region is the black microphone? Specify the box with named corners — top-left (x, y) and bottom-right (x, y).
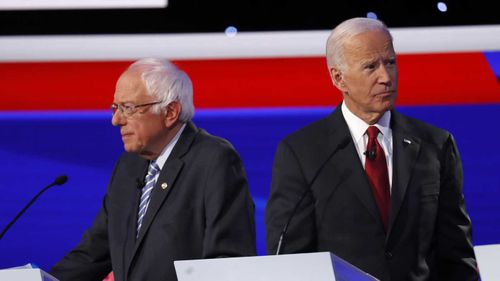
top-left (275, 137), bottom-right (350, 255)
top-left (364, 149), bottom-right (376, 160)
top-left (0, 175), bottom-right (68, 240)
top-left (275, 187), bottom-right (311, 255)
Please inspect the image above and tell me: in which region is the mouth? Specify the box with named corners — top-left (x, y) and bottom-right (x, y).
top-left (375, 90), bottom-right (395, 98)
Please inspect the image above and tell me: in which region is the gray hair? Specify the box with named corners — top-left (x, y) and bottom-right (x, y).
top-left (326, 17), bottom-right (392, 71)
top-left (128, 58), bottom-right (195, 122)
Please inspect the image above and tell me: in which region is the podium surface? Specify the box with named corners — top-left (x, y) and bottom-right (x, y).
top-left (475, 244), bottom-right (500, 281)
top-left (0, 268), bottom-right (58, 281)
top-left (175, 252), bottom-right (378, 281)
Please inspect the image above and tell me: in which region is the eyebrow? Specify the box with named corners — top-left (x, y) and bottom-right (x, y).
top-left (360, 55), bottom-right (396, 66)
top-left (360, 59), bottom-right (378, 67)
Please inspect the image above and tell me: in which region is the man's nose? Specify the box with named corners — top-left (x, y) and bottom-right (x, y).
top-left (111, 111), bottom-right (126, 126)
top-left (377, 65), bottom-right (392, 85)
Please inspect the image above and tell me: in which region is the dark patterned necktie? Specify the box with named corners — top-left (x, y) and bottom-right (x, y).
top-left (365, 126), bottom-right (391, 231)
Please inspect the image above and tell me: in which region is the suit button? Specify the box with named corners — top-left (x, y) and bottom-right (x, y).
top-left (385, 251), bottom-right (393, 259)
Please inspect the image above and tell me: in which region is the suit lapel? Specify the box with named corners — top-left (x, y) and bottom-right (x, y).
top-left (387, 112), bottom-right (421, 237)
top-left (126, 122), bottom-right (198, 276)
top-left (134, 159), bottom-right (183, 245)
top-left (328, 108), bottom-right (382, 224)
top-left (120, 158), bottom-right (148, 281)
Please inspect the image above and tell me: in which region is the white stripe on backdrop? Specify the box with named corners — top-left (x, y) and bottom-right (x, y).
top-left (1, 25), bottom-right (500, 62)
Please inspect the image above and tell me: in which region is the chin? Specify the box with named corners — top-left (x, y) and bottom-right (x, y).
top-left (380, 100), bottom-right (395, 111)
top-left (123, 144), bottom-right (140, 154)
top-left (123, 147), bottom-right (135, 153)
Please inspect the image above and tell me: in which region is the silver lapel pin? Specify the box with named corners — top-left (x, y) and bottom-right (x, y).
top-left (403, 138), bottom-right (412, 145)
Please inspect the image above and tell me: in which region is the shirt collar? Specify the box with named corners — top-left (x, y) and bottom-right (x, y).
top-left (341, 102), bottom-right (392, 150)
top-left (154, 123), bottom-right (186, 170)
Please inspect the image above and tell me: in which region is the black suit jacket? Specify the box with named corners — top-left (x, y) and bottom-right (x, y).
top-left (52, 122), bottom-right (257, 281)
top-left (265, 106), bottom-right (478, 281)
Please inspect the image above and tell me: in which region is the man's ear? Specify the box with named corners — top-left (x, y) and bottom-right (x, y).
top-left (330, 67), bottom-right (347, 92)
top-left (164, 101), bottom-right (181, 127)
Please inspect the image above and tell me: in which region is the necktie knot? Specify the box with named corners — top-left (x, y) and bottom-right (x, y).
top-left (366, 126), bottom-right (380, 140)
top-left (147, 161), bottom-right (160, 178)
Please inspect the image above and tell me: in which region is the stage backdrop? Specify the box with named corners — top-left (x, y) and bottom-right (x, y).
top-left (1, 28), bottom-right (500, 271)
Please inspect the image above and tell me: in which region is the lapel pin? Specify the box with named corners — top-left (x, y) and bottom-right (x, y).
top-left (161, 182), bottom-right (168, 190)
top-left (403, 138), bottom-right (412, 145)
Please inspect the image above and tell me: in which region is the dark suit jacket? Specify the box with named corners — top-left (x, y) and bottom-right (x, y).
top-left (265, 106), bottom-right (478, 281)
top-left (51, 122), bottom-right (257, 281)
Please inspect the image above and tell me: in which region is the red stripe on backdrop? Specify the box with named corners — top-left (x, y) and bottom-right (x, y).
top-left (1, 52), bottom-right (499, 110)
top-left (397, 53), bottom-right (500, 104)
top-left (1, 61), bottom-right (129, 110)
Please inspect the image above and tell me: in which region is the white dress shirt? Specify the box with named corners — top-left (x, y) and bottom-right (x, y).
top-left (152, 123), bottom-right (186, 181)
top-left (341, 103), bottom-right (393, 191)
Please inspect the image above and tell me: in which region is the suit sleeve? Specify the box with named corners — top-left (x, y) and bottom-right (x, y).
top-left (265, 140), bottom-right (317, 254)
top-left (202, 144), bottom-right (257, 257)
top-left (437, 134), bottom-right (479, 280)
top-left (50, 197), bottom-right (112, 281)
top-left (49, 159), bottom-right (123, 281)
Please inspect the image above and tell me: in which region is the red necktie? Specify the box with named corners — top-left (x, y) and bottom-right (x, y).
top-left (365, 126), bottom-right (391, 231)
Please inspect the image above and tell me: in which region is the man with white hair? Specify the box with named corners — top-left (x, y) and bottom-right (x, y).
top-left (51, 58), bottom-right (256, 281)
top-left (266, 18), bottom-right (478, 280)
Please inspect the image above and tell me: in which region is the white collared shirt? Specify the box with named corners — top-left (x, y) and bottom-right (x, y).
top-left (151, 123), bottom-right (186, 181)
top-left (341, 102), bottom-right (393, 190)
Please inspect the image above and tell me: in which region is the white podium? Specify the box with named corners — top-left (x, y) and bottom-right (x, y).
top-left (0, 267), bottom-right (58, 281)
top-left (174, 252), bottom-right (379, 281)
top-left (475, 244), bottom-right (500, 281)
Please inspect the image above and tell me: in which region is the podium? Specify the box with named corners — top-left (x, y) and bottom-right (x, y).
top-left (475, 244), bottom-right (500, 281)
top-left (0, 267), bottom-right (59, 281)
top-left (174, 252), bottom-right (379, 281)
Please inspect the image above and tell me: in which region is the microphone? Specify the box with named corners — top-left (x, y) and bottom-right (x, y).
top-left (0, 175), bottom-right (68, 239)
top-left (275, 137), bottom-right (350, 255)
top-left (275, 187), bottom-right (311, 255)
top-left (364, 149), bottom-right (376, 160)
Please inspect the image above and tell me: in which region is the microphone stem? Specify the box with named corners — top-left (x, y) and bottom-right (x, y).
top-left (0, 183), bottom-right (56, 239)
top-left (276, 187), bottom-right (310, 255)
top-left (276, 232), bottom-right (285, 255)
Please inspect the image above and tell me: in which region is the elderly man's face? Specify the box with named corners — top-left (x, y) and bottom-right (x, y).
top-left (334, 30), bottom-right (398, 123)
top-left (111, 69), bottom-right (169, 158)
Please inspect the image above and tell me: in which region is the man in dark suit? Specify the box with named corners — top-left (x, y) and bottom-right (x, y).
top-left (51, 58), bottom-right (256, 281)
top-left (265, 17), bottom-right (478, 280)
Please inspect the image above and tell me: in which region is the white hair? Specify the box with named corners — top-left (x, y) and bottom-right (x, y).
top-left (326, 17), bottom-right (392, 71)
top-left (128, 58), bottom-right (195, 122)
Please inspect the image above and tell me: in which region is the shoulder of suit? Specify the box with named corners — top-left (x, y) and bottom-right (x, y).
top-left (278, 115), bottom-right (338, 176)
top-left (191, 128), bottom-right (238, 153)
top-left (282, 115), bottom-right (332, 148)
top-left (393, 111), bottom-right (452, 145)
